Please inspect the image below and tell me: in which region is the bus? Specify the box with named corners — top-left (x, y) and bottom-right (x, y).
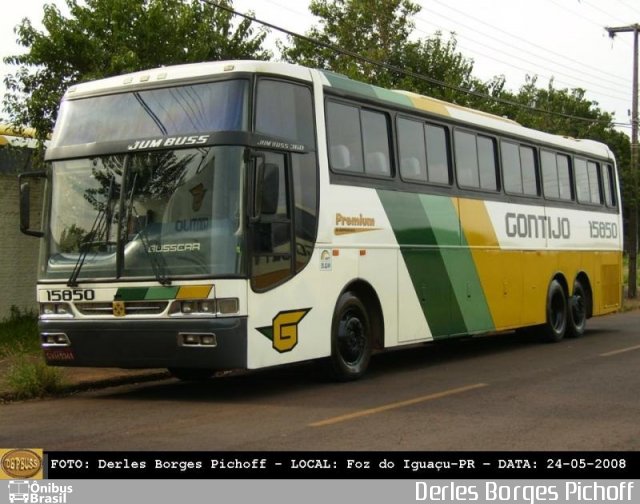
top-left (19, 61), bottom-right (622, 381)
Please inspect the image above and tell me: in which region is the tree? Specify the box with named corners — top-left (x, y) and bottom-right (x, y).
top-left (280, 0), bottom-right (477, 96)
top-left (3, 0), bottom-right (270, 142)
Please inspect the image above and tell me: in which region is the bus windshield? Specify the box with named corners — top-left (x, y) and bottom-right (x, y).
top-left (50, 79), bottom-right (248, 148)
top-left (44, 146), bottom-right (246, 282)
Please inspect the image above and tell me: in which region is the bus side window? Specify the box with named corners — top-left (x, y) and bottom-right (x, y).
top-left (398, 117), bottom-right (427, 182)
top-left (556, 154), bottom-right (573, 201)
top-left (477, 136), bottom-right (498, 191)
top-left (251, 152), bottom-right (293, 291)
top-left (455, 130), bottom-right (497, 191)
top-left (425, 124), bottom-right (450, 185)
top-left (327, 101), bottom-right (364, 173)
top-left (255, 79), bottom-right (315, 147)
top-left (361, 109), bottom-right (391, 177)
top-left (501, 140), bottom-right (522, 194)
top-left (575, 158), bottom-right (590, 203)
top-left (603, 163), bottom-right (617, 207)
top-left (541, 149), bottom-right (559, 199)
top-left (587, 160), bottom-right (602, 204)
top-left (454, 130), bottom-right (479, 188)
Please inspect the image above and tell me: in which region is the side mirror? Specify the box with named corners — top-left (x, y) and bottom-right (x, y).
top-left (18, 171), bottom-right (46, 237)
top-left (260, 163), bottom-right (280, 216)
top-left (250, 153), bottom-right (281, 222)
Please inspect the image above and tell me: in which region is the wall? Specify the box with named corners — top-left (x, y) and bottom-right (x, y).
top-left (0, 174), bottom-right (44, 319)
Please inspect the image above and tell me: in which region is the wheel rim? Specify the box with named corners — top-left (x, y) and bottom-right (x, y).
top-left (550, 290), bottom-right (566, 333)
top-left (337, 309), bottom-right (367, 365)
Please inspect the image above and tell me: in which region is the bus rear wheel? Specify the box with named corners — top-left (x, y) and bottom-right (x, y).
top-left (328, 291), bottom-right (372, 381)
top-left (541, 279), bottom-right (568, 343)
top-left (567, 279), bottom-right (587, 338)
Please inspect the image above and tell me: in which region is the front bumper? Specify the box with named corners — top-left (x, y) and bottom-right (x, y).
top-left (39, 317), bottom-right (247, 370)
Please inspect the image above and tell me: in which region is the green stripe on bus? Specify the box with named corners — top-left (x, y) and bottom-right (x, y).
top-left (115, 286), bottom-right (182, 301)
top-left (378, 190), bottom-right (495, 337)
top-left (373, 87), bottom-right (414, 108)
top-left (418, 195), bottom-right (494, 333)
top-left (322, 71), bottom-right (378, 99)
top-left (115, 287), bottom-right (149, 301)
top-left (377, 190), bottom-right (466, 336)
top-left (322, 71), bottom-right (414, 109)
top-left (145, 286), bottom-right (180, 300)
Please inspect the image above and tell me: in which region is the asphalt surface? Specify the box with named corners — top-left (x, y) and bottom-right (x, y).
top-left (1, 311), bottom-right (639, 451)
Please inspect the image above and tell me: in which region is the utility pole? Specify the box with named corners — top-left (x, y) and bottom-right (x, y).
top-left (606, 24), bottom-right (639, 298)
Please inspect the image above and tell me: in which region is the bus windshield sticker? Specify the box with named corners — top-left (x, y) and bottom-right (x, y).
top-left (320, 250), bottom-right (332, 271)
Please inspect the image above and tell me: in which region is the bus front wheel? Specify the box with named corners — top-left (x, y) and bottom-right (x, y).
top-left (328, 291), bottom-right (372, 381)
top-left (541, 279), bottom-right (568, 343)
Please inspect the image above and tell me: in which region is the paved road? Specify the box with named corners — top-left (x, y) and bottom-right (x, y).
top-left (2, 311), bottom-right (639, 451)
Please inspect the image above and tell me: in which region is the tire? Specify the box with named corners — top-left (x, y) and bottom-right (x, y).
top-left (168, 368), bottom-right (214, 381)
top-left (328, 291), bottom-right (372, 381)
top-left (541, 279), bottom-right (568, 343)
top-left (567, 280), bottom-right (588, 338)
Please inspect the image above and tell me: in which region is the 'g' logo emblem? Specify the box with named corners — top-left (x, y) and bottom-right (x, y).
top-left (257, 309), bottom-right (311, 353)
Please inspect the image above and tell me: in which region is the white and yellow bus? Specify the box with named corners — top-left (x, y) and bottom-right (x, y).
top-left (20, 61), bottom-right (622, 380)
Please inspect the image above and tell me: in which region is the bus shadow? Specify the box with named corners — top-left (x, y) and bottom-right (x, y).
top-left (94, 326), bottom-right (604, 404)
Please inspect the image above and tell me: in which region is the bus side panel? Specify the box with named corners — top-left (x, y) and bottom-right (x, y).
top-left (245, 246), bottom-right (356, 370)
top-left (357, 247), bottom-right (399, 347)
top-left (377, 190), bottom-right (495, 339)
top-left (396, 250), bottom-right (434, 344)
top-left (329, 185), bottom-right (402, 347)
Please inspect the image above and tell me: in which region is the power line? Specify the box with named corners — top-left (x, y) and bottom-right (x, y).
top-left (453, 39), bottom-right (630, 103)
top-left (544, 0), bottom-right (632, 48)
top-left (413, 15), bottom-right (630, 99)
top-left (203, 0), bottom-right (630, 128)
top-left (424, 0), bottom-right (630, 85)
top-left (612, 0), bottom-right (640, 18)
top-left (581, 0), bottom-right (632, 26)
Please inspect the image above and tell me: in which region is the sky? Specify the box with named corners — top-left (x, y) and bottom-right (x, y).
top-left (1, 0), bottom-right (638, 133)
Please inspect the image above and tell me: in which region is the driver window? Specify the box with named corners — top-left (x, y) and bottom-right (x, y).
top-left (251, 152), bottom-right (293, 290)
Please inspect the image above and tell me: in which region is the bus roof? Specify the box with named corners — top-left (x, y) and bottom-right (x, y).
top-left (61, 60), bottom-right (615, 161)
top-left (63, 60), bottom-right (315, 99)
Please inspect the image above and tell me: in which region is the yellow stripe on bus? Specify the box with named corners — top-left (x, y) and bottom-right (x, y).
top-left (176, 285), bottom-right (212, 299)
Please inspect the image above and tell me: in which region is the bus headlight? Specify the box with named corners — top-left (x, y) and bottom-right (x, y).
top-left (169, 298), bottom-right (239, 316)
top-left (40, 303), bottom-right (73, 318)
top-left (216, 298), bottom-right (239, 315)
top-left (198, 300), bottom-right (217, 314)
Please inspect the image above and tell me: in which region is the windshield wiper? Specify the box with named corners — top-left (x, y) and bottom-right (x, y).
top-left (124, 173), bottom-right (172, 286)
top-left (67, 176), bottom-right (116, 287)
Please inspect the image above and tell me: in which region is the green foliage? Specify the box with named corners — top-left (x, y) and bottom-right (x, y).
top-left (5, 356), bottom-right (66, 400)
top-left (281, 0), bottom-right (479, 96)
top-left (281, 0), bottom-right (419, 86)
top-left (3, 0), bottom-right (271, 142)
top-left (0, 306), bottom-right (39, 358)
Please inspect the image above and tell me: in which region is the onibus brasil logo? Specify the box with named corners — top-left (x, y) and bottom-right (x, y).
top-left (8, 481), bottom-right (73, 504)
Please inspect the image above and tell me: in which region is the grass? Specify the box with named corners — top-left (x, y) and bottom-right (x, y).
top-left (0, 306), bottom-right (41, 358)
top-left (0, 306), bottom-right (65, 399)
top-left (4, 355), bottom-right (66, 399)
